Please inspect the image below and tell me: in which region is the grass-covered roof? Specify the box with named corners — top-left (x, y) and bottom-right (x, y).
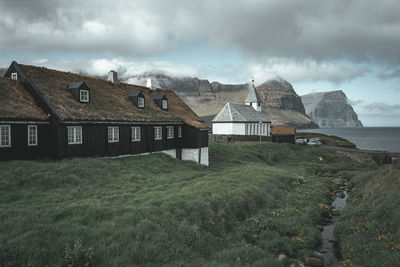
top-left (19, 64), bottom-right (207, 128)
top-left (0, 78), bottom-right (48, 121)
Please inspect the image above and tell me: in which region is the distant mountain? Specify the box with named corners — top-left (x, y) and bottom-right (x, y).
top-left (301, 90), bottom-right (363, 128)
top-left (126, 73), bottom-right (318, 128)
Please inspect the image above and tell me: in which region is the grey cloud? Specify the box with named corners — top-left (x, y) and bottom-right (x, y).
top-left (348, 99), bottom-right (365, 106)
top-left (1, 0), bottom-right (400, 63)
top-left (362, 102), bottom-right (400, 113)
top-left (378, 69), bottom-right (400, 80)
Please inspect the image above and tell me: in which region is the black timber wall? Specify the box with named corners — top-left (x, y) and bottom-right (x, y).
top-left (58, 124), bottom-right (185, 159)
top-left (182, 126), bottom-right (208, 148)
top-left (0, 123), bottom-right (53, 160)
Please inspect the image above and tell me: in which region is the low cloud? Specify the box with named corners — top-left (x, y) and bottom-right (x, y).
top-left (250, 59), bottom-right (368, 85)
top-left (361, 102), bottom-right (400, 113)
top-left (348, 99), bottom-right (365, 106)
top-left (377, 69), bottom-right (400, 80)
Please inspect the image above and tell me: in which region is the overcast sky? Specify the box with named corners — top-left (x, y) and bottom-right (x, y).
top-left (1, 0), bottom-right (400, 126)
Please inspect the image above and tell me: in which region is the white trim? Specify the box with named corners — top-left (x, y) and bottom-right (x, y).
top-left (67, 126), bottom-right (82, 144)
top-left (80, 90), bottom-right (89, 102)
top-left (131, 127), bottom-right (141, 142)
top-left (138, 97), bottom-right (145, 108)
top-left (162, 99), bottom-right (168, 109)
top-left (27, 125), bottom-right (38, 146)
top-left (154, 126), bottom-right (162, 140)
top-left (167, 126), bottom-right (174, 139)
top-left (108, 126), bottom-right (119, 143)
top-left (11, 72), bottom-right (17, 80)
top-left (0, 125), bottom-right (11, 147)
top-left (178, 126), bottom-right (182, 138)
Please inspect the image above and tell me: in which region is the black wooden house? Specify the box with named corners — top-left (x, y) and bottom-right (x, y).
top-left (0, 61), bottom-right (209, 165)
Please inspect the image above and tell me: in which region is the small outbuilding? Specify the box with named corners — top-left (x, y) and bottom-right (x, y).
top-left (271, 126), bottom-right (296, 144)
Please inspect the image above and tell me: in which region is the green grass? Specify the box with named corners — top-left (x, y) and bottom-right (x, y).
top-left (297, 132), bottom-right (356, 148)
top-left (334, 159), bottom-right (400, 267)
top-left (0, 142), bottom-right (375, 266)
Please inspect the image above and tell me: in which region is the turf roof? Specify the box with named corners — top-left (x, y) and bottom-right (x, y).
top-left (18, 64), bottom-right (207, 128)
top-left (0, 78), bottom-right (48, 121)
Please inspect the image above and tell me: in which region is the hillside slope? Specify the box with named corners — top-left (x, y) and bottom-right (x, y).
top-left (301, 90), bottom-right (363, 128)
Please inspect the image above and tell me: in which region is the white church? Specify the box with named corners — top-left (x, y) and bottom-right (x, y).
top-left (212, 82), bottom-right (271, 136)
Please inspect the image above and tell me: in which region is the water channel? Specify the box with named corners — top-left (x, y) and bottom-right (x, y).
top-left (318, 189), bottom-right (348, 267)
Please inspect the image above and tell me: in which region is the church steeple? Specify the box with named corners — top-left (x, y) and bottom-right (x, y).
top-left (244, 78), bottom-right (262, 112)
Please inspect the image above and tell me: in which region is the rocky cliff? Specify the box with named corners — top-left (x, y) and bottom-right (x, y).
top-left (301, 90), bottom-right (363, 128)
top-left (126, 73), bottom-right (317, 128)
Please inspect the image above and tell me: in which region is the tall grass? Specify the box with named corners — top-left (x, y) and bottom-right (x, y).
top-left (335, 159), bottom-right (400, 267)
top-left (0, 142), bottom-right (373, 266)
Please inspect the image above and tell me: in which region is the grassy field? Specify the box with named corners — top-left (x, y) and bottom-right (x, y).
top-left (0, 141), bottom-right (388, 266)
top-left (335, 159), bottom-right (400, 267)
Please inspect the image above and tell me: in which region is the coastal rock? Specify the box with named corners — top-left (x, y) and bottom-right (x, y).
top-left (301, 90), bottom-right (363, 128)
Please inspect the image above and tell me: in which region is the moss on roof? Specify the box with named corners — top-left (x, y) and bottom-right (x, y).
top-left (0, 78), bottom-right (48, 120)
top-left (19, 64), bottom-right (207, 128)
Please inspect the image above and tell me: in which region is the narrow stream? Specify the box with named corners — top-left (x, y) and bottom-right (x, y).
top-left (318, 188), bottom-right (348, 267)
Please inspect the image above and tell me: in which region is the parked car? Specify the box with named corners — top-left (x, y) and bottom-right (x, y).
top-left (295, 138), bottom-right (307, 145)
top-left (307, 138), bottom-right (322, 147)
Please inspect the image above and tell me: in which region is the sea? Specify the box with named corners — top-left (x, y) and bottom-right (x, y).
top-left (298, 127), bottom-right (400, 153)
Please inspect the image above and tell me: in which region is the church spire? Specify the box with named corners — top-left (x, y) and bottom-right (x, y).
top-left (244, 78), bottom-right (262, 112)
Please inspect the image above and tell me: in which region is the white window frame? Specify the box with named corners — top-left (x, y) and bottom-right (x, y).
top-left (162, 99), bottom-right (168, 109)
top-left (154, 126), bottom-right (162, 140)
top-left (67, 126), bottom-right (82, 144)
top-left (0, 125), bottom-right (11, 147)
top-left (108, 127), bottom-right (119, 143)
top-left (131, 127), bottom-right (141, 142)
top-left (80, 90), bottom-right (89, 102)
top-left (138, 97), bottom-right (145, 108)
top-left (167, 126), bottom-right (174, 139)
top-left (178, 126), bottom-right (182, 138)
top-left (28, 125), bottom-right (38, 146)
top-left (11, 72), bottom-right (17, 80)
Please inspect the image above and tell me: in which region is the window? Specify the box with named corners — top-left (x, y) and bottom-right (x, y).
top-left (162, 99), bottom-right (168, 109)
top-left (178, 126), bottom-right (182, 138)
top-left (138, 97), bottom-right (145, 108)
top-left (108, 127), bottom-right (119, 142)
top-left (11, 72), bottom-right (17, 80)
top-left (154, 126), bottom-right (162, 140)
top-left (28, 125), bottom-right (38, 146)
top-left (67, 126), bottom-right (82, 144)
top-left (80, 90), bottom-right (89, 102)
top-left (0, 125), bottom-right (11, 147)
top-left (131, 127), bottom-right (141, 142)
top-left (167, 126), bottom-right (174, 139)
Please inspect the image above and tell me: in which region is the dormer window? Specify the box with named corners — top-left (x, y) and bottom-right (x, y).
top-left (162, 99), bottom-right (168, 110)
top-left (128, 90), bottom-right (145, 109)
top-left (11, 73), bottom-right (17, 80)
top-left (151, 94), bottom-right (168, 110)
top-left (68, 81), bottom-right (90, 103)
top-left (138, 97), bottom-right (145, 108)
top-left (80, 90), bottom-right (89, 102)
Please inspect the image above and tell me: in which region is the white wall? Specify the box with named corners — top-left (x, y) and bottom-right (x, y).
top-left (182, 148), bottom-right (209, 166)
top-left (213, 123), bottom-right (245, 135)
top-left (251, 102), bottom-right (262, 112)
top-left (160, 149), bottom-right (176, 159)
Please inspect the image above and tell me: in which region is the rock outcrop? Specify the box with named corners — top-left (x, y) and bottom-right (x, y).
top-left (125, 72), bottom-right (318, 128)
top-left (301, 90), bottom-right (363, 128)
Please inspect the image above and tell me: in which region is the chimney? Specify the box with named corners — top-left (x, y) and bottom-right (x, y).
top-left (146, 78), bottom-right (155, 90)
top-left (108, 70), bottom-right (119, 84)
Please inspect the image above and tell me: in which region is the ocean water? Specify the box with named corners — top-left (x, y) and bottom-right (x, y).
top-left (298, 127), bottom-right (400, 153)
